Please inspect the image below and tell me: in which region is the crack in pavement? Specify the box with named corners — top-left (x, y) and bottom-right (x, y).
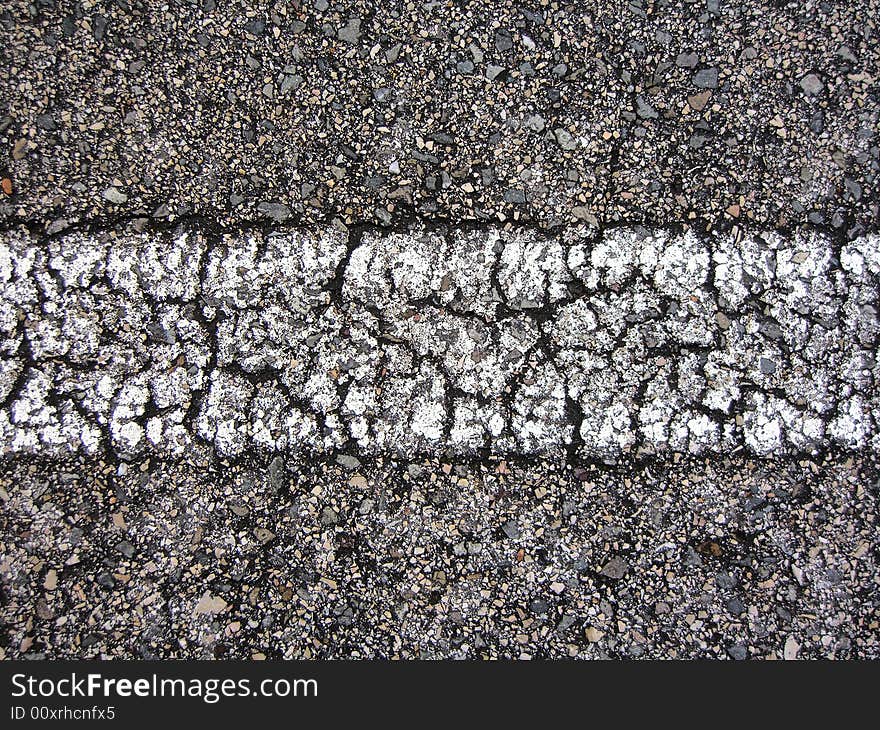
top-left (0, 222), bottom-right (878, 463)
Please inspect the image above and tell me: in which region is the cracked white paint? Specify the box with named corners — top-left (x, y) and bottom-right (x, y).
top-left (0, 224), bottom-right (878, 461)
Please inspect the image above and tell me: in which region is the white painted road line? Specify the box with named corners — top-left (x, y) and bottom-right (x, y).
top-left (1, 225), bottom-right (878, 460)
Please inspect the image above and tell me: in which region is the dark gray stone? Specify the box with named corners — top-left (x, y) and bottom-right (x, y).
top-left (636, 95), bottom-right (658, 119)
top-left (600, 556), bottom-right (629, 580)
top-left (693, 68), bottom-right (719, 89)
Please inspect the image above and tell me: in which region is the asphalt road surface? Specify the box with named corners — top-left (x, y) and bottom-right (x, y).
top-left (0, 0), bottom-right (878, 659)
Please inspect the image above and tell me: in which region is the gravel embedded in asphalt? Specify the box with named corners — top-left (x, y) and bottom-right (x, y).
top-left (1, 0), bottom-right (879, 661)
top-left (1, 1), bottom-right (877, 233)
top-left (1, 451), bottom-right (877, 659)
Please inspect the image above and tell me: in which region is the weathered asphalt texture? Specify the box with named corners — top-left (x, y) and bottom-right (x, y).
top-left (0, 1), bottom-right (878, 233)
top-left (2, 1), bottom-right (880, 659)
top-left (1, 451), bottom-right (878, 659)
top-left (3, 225), bottom-right (879, 661)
